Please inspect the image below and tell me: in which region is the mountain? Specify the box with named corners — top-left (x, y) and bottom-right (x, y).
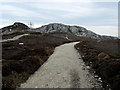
top-left (31, 23), bottom-right (118, 40)
top-left (0, 22), bottom-right (118, 40)
top-left (34, 23), bottom-right (101, 39)
top-left (0, 22), bottom-right (29, 35)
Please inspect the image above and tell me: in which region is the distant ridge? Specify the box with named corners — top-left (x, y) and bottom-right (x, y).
top-left (0, 22), bottom-right (118, 40)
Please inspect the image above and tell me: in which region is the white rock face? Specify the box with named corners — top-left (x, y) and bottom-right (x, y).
top-left (1, 22), bottom-right (118, 40)
top-left (35, 23), bottom-right (101, 39)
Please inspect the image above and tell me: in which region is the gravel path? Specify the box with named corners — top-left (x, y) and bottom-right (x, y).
top-left (0, 34), bottom-right (29, 42)
top-left (19, 42), bottom-right (102, 88)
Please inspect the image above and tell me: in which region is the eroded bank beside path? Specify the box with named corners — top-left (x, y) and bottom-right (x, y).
top-left (20, 42), bottom-right (102, 88)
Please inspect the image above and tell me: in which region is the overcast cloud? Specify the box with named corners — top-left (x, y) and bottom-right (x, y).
top-left (0, 0), bottom-right (119, 36)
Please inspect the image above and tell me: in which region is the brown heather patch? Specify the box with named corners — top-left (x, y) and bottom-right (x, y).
top-left (75, 38), bottom-right (120, 90)
top-left (2, 32), bottom-right (79, 88)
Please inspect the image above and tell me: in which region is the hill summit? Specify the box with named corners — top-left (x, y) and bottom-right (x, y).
top-left (0, 22), bottom-right (118, 40)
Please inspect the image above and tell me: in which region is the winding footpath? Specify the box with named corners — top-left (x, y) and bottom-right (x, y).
top-left (19, 42), bottom-right (102, 88)
top-left (0, 34), bottom-right (29, 43)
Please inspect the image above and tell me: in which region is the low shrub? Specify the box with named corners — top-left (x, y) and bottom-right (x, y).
top-left (75, 40), bottom-right (120, 90)
top-left (2, 32), bottom-right (78, 88)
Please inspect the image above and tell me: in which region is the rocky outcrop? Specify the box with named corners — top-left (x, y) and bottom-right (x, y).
top-left (34, 23), bottom-right (118, 40)
top-left (1, 22), bottom-right (118, 40)
top-left (35, 23), bottom-right (100, 39)
top-left (0, 22), bottom-right (29, 35)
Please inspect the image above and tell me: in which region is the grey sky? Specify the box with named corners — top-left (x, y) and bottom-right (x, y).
top-left (0, 0), bottom-right (119, 36)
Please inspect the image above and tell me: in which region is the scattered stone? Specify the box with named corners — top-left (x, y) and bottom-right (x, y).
top-left (90, 62), bottom-right (92, 64)
top-left (86, 66), bottom-right (90, 69)
top-left (97, 79), bottom-right (102, 83)
top-left (19, 43), bottom-right (24, 45)
top-left (100, 80), bottom-right (102, 83)
top-left (94, 75), bottom-right (98, 78)
top-left (107, 85), bottom-right (109, 87)
top-left (82, 56), bottom-right (84, 57)
top-left (98, 77), bottom-right (101, 80)
top-left (9, 29), bottom-right (12, 31)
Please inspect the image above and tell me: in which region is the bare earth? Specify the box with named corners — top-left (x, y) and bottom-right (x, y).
top-left (20, 42), bottom-right (102, 88)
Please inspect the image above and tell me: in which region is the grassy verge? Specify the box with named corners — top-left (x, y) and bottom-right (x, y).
top-left (75, 38), bottom-right (120, 90)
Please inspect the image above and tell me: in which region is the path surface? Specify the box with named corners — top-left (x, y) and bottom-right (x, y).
top-left (0, 34), bottom-right (29, 42)
top-left (20, 42), bottom-right (102, 88)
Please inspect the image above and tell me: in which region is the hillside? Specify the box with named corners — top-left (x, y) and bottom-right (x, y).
top-left (75, 37), bottom-right (120, 89)
top-left (1, 22), bottom-right (118, 40)
top-left (1, 22), bottom-right (119, 58)
top-left (0, 22), bottom-right (29, 35)
top-left (1, 22), bottom-right (120, 89)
